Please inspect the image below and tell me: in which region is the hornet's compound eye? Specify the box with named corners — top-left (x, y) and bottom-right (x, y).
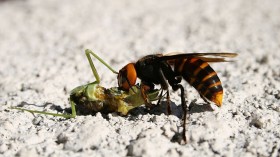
top-left (117, 63), bottom-right (137, 90)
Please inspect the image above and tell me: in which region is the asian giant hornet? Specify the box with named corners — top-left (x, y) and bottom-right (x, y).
top-left (117, 52), bottom-right (238, 143)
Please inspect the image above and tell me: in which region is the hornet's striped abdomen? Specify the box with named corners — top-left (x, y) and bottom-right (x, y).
top-left (174, 58), bottom-right (223, 106)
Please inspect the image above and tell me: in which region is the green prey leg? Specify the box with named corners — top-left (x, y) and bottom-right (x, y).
top-left (10, 100), bottom-right (77, 118)
top-left (85, 49), bottom-right (118, 84)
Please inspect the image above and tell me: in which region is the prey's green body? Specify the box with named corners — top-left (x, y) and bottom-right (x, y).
top-left (71, 83), bottom-right (159, 115)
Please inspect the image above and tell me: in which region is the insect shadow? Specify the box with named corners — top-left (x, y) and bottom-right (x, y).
top-left (128, 101), bottom-right (183, 118)
top-left (188, 100), bottom-right (215, 114)
top-left (128, 99), bottom-right (215, 121)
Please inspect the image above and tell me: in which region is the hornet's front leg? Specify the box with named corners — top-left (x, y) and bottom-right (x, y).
top-left (140, 82), bottom-right (155, 108)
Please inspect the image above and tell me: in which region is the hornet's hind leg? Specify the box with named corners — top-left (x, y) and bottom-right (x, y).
top-left (172, 84), bottom-right (187, 144)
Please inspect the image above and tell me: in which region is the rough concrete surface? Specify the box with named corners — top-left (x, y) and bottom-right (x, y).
top-left (0, 0), bottom-right (280, 156)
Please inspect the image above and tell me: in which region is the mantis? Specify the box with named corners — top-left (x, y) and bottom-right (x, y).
top-left (11, 49), bottom-right (160, 118)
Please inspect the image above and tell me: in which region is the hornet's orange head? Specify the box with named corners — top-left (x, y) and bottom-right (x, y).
top-left (117, 63), bottom-right (137, 91)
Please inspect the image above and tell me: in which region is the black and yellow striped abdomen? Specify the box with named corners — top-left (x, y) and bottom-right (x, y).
top-left (174, 58), bottom-right (223, 106)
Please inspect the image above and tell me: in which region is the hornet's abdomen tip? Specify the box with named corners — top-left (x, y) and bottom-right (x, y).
top-left (212, 91), bottom-right (223, 107)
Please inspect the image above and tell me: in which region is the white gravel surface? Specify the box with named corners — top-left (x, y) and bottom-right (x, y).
top-left (1, 0), bottom-right (280, 156)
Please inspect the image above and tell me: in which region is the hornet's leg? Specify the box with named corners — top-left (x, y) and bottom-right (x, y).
top-left (156, 89), bottom-right (164, 106)
top-left (158, 67), bottom-right (172, 114)
top-left (172, 84), bottom-right (187, 144)
top-left (166, 89), bottom-right (171, 115)
top-left (140, 82), bottom-right (154, 108)
top-left (179, 84), bottom-right (187, 144)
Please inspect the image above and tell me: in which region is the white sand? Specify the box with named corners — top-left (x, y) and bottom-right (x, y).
top-left (1, 0), bottom-right (280, 156)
